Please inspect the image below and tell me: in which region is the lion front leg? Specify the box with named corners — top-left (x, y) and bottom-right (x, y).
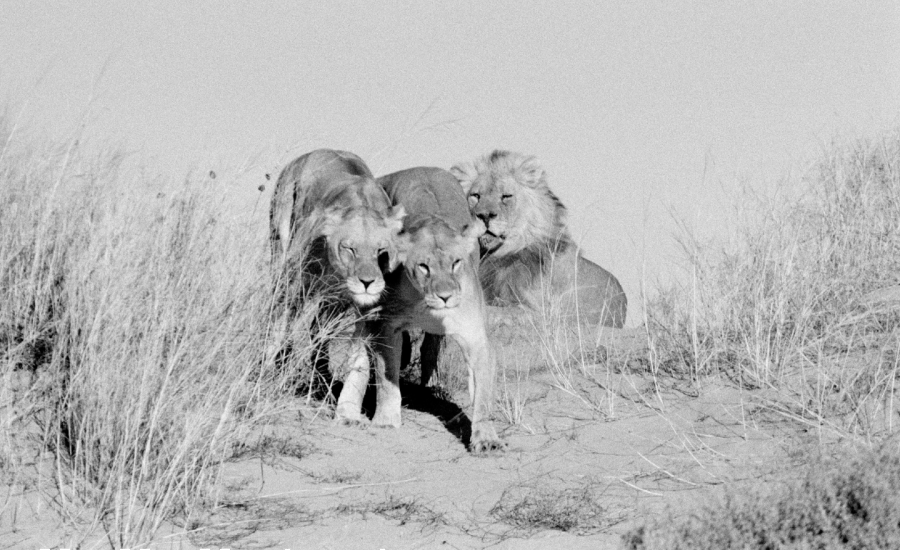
top-left (334, 320), bottom-right (371, 424)
top-left (420, 333), bottom-right (443, 387)
top-left (453, 327), bottom-right (503, 453)
top-left (372, 326), bottom-right (403, 428)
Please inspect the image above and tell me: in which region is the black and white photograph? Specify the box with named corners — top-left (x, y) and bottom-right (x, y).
top-left (2, 2), bottom-right (899, 548)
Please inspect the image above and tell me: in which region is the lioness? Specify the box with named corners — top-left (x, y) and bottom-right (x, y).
top-left (451, 150), bottom-right (627, 329)
top-left (269, 148), bottom-right (405, 408)
top-left (357, 167), bottom-right (502, 453)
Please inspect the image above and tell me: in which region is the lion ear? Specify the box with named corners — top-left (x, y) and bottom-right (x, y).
top-left (392, 232), bottom-right (412, 269)
top-left (450, 162), bottom-right (478, 194)
top-left (515, 155), bottom-right (545, 188)
top-left (386, 204), bottom-right (406, 234)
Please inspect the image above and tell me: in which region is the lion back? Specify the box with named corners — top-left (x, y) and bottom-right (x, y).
top-left (378, 167), bottom-right (474, 233)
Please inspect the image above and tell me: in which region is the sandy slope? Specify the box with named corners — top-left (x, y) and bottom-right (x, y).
top-left (1, 328), bottom-right (795, 550)
top-left (174, 327), bottom-right (788, 550)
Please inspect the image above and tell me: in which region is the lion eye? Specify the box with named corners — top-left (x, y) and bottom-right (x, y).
top-left (417, 263), bottom-right (430, 276)
top-left (501, 194), bottom-right (513, 202)
top-left (452, 259), bottom-right (462, 271)
top-left (340, 244), bottom-right (355, 256)
top-left (470, 193), bottom-right (480, 201)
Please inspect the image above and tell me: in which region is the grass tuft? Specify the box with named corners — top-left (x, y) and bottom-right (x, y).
top-left (335, 494), bottom-right (447, 529)
top-left (490, 479), bottom-right (620, 536)
top-left (0, 119), bottom-right (336, 546)
top-left (645, 130), bottom-right (900, 436)
top-left (624, 444), bottom-right (900, 550)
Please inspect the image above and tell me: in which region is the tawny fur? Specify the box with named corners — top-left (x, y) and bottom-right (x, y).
top-left (268, 149), bottom-right (404, 411)
top-left (361, 167), bottom-right (502, 453)
top-left (451, 150), bottom-right (627, 330)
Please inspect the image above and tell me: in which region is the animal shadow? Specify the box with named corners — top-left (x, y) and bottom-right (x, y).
top-left (337, 380), bottom-right (473, 449)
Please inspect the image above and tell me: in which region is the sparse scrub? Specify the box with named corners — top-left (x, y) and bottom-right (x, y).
top-left (490, 478), bottom-right (620, 536)
top-left (335, 494), bottom-right (446, 529)
top-left (190, 496), bottom-right (316, 547)
top-left (490, 301), bottom-right (622, 420)
top-left (624, 444), bottom-right (900, 549)
top-left (0, 120), bottom-right (336, 546)
top-left (496, 356), bottom-right (534, 428)
top-left (646, 129), bottom-right (900, 435)
top-left (230, 433), bottom-right (316, 462)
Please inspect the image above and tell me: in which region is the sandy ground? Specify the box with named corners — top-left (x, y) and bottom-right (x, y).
top-left (3, 327), bottom-right (797, 550)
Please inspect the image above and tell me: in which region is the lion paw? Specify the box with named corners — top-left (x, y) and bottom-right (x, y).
top-left (335, 405), bottom-right (365, 425)
top-left (371, 409), bottom-right (401, 428)
top-left (470, 423), bottom-right (504, 454)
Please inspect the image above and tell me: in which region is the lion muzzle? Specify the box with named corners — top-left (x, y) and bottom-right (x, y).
top-left (424, 290), bottom-right (462, 310)
top-left (346, 276), bottom-right (385, 307)
top-left (479, 231), bottom-right (505, 253)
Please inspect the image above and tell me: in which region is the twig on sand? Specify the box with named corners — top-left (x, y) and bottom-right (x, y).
top-left (248, 477), bottom-right (420, 500)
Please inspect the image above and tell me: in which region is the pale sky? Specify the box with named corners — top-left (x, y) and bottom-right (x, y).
top-left (3, 1), bottom-right (899, 325)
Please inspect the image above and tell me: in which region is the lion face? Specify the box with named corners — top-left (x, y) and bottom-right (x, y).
top-left (321, 206), bottom-right (405, 307)
top-left (461, 174), bottom-right (517, 255)
top-left (451, 150), bottom-right (561, 258)
top-left (398, 220), bottom-right (482, 311)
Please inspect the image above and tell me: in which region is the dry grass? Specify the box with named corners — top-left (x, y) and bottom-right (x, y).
top-left (7, 109), bottom-right (900, 548)
top-left (0, 120), bottom-right (338, 547)
top-left (624, 443), bottom-right (900, 549)
top-left (645, 130), bottom-right (900, 438)
top-left (335, 494), bottom-right (447, 529)
top-left (490, 477), bottom-right (622, 536)
top-left (410, 310), bottom-right (598, 431)
top-left (627, 129), bottom-right (900, 546)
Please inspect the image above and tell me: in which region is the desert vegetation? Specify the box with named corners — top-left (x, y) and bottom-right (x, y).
top-left (628, 129), bottom-right (900, 546)
top-left (0, 119), bottom-right (355, 547)
top-left (2, 111), bottom-right (900, 548)
top-left (625, 444), bottom-right (900, 549)
top-left (647, 129), bottom-right (900, 417)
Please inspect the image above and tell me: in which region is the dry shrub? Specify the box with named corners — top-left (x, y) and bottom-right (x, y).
top-left (0, 121), bottom-right (331, 546)
top-left (647, 129), bottom-right (900, 434)
top-left (624, 444), bottom-right (900, 550)
top-left (335, 494), bottom-right (447, 529)
top-left (490, 478), bottom-right (619, 536)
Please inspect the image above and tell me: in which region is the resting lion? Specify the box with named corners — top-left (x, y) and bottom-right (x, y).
top-left (350, 167), bottom-right (502, 453)
top-left (269, 148), bottom-right (405, 405)
top-left (450, 150), bottom-right (627, 330)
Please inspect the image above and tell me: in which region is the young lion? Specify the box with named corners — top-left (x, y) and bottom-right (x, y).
top-left (451, 150), bottom-right (627, 331)
top-left (269, 148), bottom-right (405, 409)
top-left (356, 167), bottom-right (502, 453)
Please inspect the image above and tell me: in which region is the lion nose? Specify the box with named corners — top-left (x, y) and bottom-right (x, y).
top-left (436, 292), bottom-right (454, 305)
top-left (359, 277), bottom-right (376, 290)
top-left (476, 211), bottom-right (497, 223)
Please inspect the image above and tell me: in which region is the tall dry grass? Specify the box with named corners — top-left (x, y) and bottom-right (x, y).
top-left (0, 120), bottom-right (331, 547)
top-left (646, 129), bottom-right (900, 437)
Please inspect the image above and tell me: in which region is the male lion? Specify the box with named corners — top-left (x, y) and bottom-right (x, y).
top-left (347, 167), bottom-right (502, 453)
top-left (451, 150), bottom-right (627, 330)
top-left (269, 148), bottom-right (405, 407)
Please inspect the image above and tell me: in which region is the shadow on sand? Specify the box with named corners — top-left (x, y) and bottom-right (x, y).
top-left (331, 379), bottom-right (473, 450)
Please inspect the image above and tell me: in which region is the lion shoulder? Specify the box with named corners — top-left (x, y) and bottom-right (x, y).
top-left (378, 167), bottom-right (472, 231)
top-left (272, 149), bottom-right (388, 226)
